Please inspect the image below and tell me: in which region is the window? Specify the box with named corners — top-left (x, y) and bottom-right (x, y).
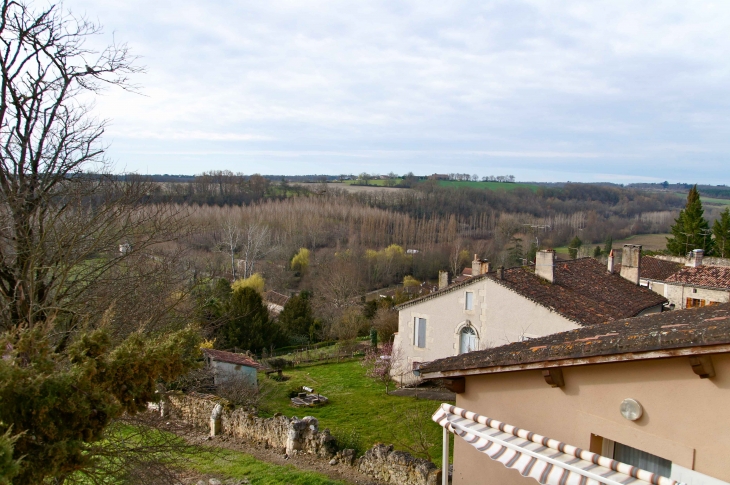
top-left (686, 298), bottom-right (706, 308)
top-left (602, 439), bottom-right (671, 477)
top-left (465, 291), bottom-right (474, 311)
top-left (459, 326), bottom-right (478, 354)
top-left (414, 317), bottom-right (427, 348)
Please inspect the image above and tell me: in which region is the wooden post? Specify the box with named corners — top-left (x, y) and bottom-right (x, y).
top-left (442, 426), bottom-right (449, 485)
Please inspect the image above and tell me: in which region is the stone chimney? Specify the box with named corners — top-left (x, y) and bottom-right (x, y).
top-left (620, 244), bottom-right (642, 285)
top-left (438, 270), bottom-right (449, 290)
top-left (535, 250), bottom-right (556, 283)
top-left (496, 266), bottom-right (504, 280)
top-left (471, 255), bottom-right (490, 276)
top-left (687, 249), bottom-right (704, 268)
top-left (607, 249), bottom-right (615, 274)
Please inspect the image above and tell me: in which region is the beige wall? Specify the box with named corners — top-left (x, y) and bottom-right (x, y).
top-left (392, 279), bottom-right (579, 383)
top-left (664, 283), bottom-right (730, 309)
top-left (452, 354), bottom-right (730, 485)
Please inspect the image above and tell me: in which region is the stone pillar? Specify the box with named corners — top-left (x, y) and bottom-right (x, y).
top-left (620, 244), bottom-right (642, 285)
top-left (210, 403), bottom-right (223, 437)
top-left (535, 250), bottom-right (555, 283)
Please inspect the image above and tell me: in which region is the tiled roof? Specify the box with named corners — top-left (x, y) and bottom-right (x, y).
top-left (264, 290), bottom-right (290, 308)
top-left (665, 265), bottom-right (730, 289)
top-left (420, 303), bottom-right (730, 375)
top-left (398, 258), bottom-right (667, 326)
top-left (639, 256), bottom-right (683, 281)
top-left (462, 268), bottom-right (472, 276)
top-left (203, 349), bottom-right (263, 368)
top-left (494, 258), bottom-right (667, 325)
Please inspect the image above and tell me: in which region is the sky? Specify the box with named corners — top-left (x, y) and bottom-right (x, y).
top-left (64, 0), bottom-right (730, 184)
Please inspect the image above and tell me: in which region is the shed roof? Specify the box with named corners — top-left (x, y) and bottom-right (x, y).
top-left (420, 303), bottom-right (730, 376)
top-left (397, 258), bottom-right (667, 326)
top-left (203, 349), bottom-right (263, 369)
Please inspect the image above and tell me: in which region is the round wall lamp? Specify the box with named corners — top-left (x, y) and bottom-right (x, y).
top-left (619, 398), bottom-right (643, 421)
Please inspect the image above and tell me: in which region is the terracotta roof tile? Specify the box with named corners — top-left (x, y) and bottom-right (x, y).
top-left (420, 303), bottom-right (730, 375)
top-left (640, 257), bottom-right (683, 281)
top-left (665, 265), bottom-right (730, 289)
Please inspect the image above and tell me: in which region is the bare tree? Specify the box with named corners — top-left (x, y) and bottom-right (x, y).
top-left (219, 217), bottom-right (241, 279)
top-left (240, 221), bottom-right (274, 279)
top-left (0, 3), bottom-right (200, 483)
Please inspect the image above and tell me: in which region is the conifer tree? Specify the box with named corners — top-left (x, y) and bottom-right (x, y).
top-left (278, 292), bottom-right (315, 343)
top-left (713, 207), bottom-right (730, 258)
top-left (568, 236), bottom-right (582, 260)
top-left (666, 185), bottom-right (714, 256)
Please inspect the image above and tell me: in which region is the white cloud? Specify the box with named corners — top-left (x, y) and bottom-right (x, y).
top-left (63, 0), bottom-right (730, 182)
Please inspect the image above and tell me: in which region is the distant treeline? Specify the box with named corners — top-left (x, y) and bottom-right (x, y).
top-left (629, 182), bottom-right (730, 200)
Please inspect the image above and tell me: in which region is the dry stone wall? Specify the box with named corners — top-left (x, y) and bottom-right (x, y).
top-left (166, 392), bottom-right (441, 485)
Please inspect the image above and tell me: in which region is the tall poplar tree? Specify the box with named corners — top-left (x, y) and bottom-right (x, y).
top-left (713, 208), bottom-right (730, 258)
top-left (666, 185), bottom-right (714, 256)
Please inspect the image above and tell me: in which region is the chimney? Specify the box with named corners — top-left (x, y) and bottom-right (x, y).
top-left (535, 250), bottom-right (556, 283)
top-left (471, 254), bottom-right (490, 276)
top-left (496, 266), bottom-right (504, 280)
top-left (438, 270), bottom-right (449, 290)
top-left (619, 244), bottom-right (642, 285)
top-left (687, 249), bottom-right (704, 268)
top-left (607, 249), bottom-right (615, 274)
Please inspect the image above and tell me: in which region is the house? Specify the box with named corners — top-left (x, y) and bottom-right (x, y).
top-left (661, 251), bottom-right (730, 309)
top-left (614, 249), bottom-right (730, 310)
top-left (420, 304), bottom-right (730, 485)
top-left (203, 349), bottom-right (262, 387)
top-left (392, 247), bottom-right (667, 384)
top-left (429, 173), bottom-right (450, 180)
top-left (263, 290), bottom-right (290, 316)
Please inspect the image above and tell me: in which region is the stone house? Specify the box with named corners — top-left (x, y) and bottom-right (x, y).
top-left (203, 348), bottom-right (262, 387)
top-left (420, 303), bottom-right (730, 485)
top-left (392, 247), bottom-right (667, 384)
top-left (662, 251), bottom-right (730, 309)
top-left (618, 249), bottom-right (730, 309)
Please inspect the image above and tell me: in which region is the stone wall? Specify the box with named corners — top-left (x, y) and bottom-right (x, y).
top-left (166, 392), bottom-right (441, 485)
top-left (358, 444), bottom-right (440, 485)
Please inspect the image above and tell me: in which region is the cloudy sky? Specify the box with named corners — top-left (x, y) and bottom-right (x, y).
top-left (66, 1), bottom-right (730, 183)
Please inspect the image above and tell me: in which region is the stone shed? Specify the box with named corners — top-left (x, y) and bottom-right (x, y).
top-left (203, 348), bottom-right (263, 387)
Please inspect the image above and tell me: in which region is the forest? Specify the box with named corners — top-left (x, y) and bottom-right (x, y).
top-left (123, 172), bottom-right (704, 354)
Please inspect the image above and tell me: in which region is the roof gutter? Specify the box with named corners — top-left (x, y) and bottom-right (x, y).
top-left (420, 342), bottom-right (730, 380)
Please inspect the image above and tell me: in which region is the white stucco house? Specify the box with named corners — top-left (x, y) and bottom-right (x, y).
top-left (392, 247), bottom-right (667, 384)
top-left (203, 349), bottom-right (263, 387)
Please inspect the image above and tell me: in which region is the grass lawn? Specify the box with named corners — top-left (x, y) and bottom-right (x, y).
top-left (260, 359), bottom-right (452, 463)
top-left (191, 448), bottom-right (348, 485)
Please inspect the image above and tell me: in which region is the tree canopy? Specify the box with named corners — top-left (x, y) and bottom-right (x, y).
top-left (713, 208), bottom-right (730, 258)
top-left (666, 185), bottom-right (714, 256)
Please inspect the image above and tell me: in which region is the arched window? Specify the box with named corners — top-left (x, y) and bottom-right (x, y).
top-left (459, 326), bottom-right (478, 354)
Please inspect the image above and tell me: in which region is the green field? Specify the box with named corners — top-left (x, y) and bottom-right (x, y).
top-left (612, 233), bottom-right (672, 252)
top-left (436, 180), bottom-right (539, 191)
top-left (260, 359), bottom-right (452, 463)
top-left (702, 197), bottom-right (730, 206)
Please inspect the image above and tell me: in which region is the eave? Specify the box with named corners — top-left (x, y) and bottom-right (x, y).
top-left (420, 343), bottom-right (730, 380)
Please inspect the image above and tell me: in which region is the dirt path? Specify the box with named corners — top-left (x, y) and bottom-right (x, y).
top-left (183, 425), bottom-right (386, 485)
